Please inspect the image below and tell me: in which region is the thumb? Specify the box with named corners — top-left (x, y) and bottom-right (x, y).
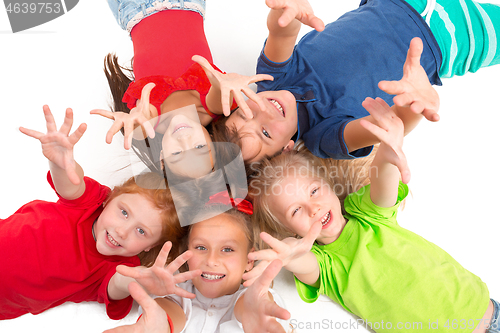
top-left (303, 221), bottom-right (322, 246)
top-left (254, 259), bottom-right (283, 290)
top-left (128, 281), bottom-right (156, 310)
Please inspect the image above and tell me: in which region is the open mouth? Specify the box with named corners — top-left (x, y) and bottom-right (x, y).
top-left (172, 123), bottom-right (192, 134)
top-left (201, 272), bottom-right (226, 281)
top-left (107, 232), bottom-right (121, 247)
top-left (269, 99), bottom-right (285, 117)
top-left (320, 211), bottom-right (332, 228)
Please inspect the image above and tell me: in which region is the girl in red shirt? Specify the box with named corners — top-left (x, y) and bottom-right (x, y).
top-left (0, 105), bottom-right (198, 320)
top-left (92, 0), bottom-right (272, 179)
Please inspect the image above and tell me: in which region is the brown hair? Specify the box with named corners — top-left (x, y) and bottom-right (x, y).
top-left (248, 143), bottom-right (376, 250)
top-left (103, 53), bottom-right (244, 175)
top-left (104, 53), bottom-right (133, 115)
top-left (105, 172), bottom-right (186, 266)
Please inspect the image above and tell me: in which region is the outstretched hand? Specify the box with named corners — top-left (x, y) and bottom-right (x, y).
top-left (360, 98), bottom-right (410, 184)
top-left (19, 105), bottom-right (86, 185)
top-left (240, 260), bottom-right (291, 333)
top-left (91, 82), bottom-right (156, 150)
top-left (102, 282), bottom-right (169, 333)
top-left (116, 241), bottom-right (202, 299)
top-left (192, 55), bottom-right (274, 118)
top-left (378, 37), bottom-right (440, 122)
top-left (265, 0), bottom-right (325, 32)
top-left (242, 221), bottom-right (322, 287)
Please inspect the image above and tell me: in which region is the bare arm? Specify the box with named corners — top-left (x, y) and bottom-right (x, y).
top-left (19, 105), bottom-right (87, 200)
top-left (360, 98), bottom-right (409, 207)
top-left (103, 282), bottom-right (186, 333)
top-left (264, 0), bottom-right (324, 63)
top-left (264, 8), bottom-right (301, 63)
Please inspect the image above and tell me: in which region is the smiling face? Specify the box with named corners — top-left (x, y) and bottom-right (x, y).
top-left (161, 114), bottom-right (214, 179)
top-left (93, 193), bottom-right (164, 257)
top-left (187, 214), bottom-right (254, 299)
top-left (268, 175), bottom-right (346, 245)
top-left (226, 90), bottom-right (298, 163)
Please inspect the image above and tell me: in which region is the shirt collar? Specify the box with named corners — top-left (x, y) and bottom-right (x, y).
top-left (194, 283), bottom-right (245, 309)
top-left (292, 91), bottom-right (315, 140)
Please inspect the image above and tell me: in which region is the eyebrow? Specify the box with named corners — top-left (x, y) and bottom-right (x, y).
top-left (190, 238), bottom-right (241, 248)
top-left (122, 201), bottom-right (153, 235)
top-left (284, 180), bottom-right (317, 215)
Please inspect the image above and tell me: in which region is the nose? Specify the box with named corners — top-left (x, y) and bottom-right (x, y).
top-left (115, 224), bottom-right (132, 240)
top-left (176, 133), bottom-right (193, 149)
top-left (206, 250), bottom-right (220, 267)
top-left (308, 203), bottom-right (321, 218)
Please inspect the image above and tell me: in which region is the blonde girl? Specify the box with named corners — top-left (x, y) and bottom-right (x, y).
top-left (244, 98), bottom-right (499, 333)
top-left (108, 206), bottom-right (292, 333)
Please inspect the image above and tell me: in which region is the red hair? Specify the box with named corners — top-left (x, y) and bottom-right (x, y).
top-left (106, 172), bottom-right (185, 266)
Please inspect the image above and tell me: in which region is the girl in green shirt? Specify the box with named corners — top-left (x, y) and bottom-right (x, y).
top-left (245, 94), bottom-right (498, 332)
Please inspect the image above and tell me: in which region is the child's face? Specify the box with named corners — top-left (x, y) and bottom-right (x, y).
top-left (187, 215), bottom-right (253, 299)
top-left (94, 193), bottom-right (163, 257)
top-left (226, 90), bottom-right (298, 163)
top-left (268, 175), bottom-right (346, 245)
top-left (161, 114), bottom-right (214, 178)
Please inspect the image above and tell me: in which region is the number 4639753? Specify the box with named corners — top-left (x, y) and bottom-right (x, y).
top-left (6, 2), bottom-right (62, 14)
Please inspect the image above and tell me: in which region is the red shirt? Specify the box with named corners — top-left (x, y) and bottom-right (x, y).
top-left (123, 10), bottom-right (237, 120)
top-left (0, 173), bottom-right (140, 320)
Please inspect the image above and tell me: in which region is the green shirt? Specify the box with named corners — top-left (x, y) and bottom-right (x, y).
top-left (295, 183), bottom-right (489, 332)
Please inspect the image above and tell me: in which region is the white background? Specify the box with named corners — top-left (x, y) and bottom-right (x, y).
top-left (1, 0), bottom-right (499, 332)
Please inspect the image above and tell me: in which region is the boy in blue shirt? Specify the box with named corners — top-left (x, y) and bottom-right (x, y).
top-left (221, 0), bottom-right (500, 163)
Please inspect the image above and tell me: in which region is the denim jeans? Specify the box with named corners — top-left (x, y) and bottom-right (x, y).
top-left (487, 298), bottom-right (500, 333)
top-left (107, 0), bottom-right (206, 32)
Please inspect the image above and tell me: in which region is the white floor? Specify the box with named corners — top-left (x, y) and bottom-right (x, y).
top-left (1, 1), bottom-right (499, 332)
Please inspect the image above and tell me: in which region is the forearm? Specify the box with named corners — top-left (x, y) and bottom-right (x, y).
top-left (369, 145), bottom-right (401, 208)
top-left (108, 272), bottom-right (136, 300)
top-left (49, 161), bottom-right (85, 200)
top-left (267, 8), bottom-right (301, 38)
top-left (264, 9), bottom-right (301, 63)
top-left (155, 298), bottom-right (186, 333)
top-left (393, 104), bottom-right (423, 135)
top-left (344, 106), bottom-right (423, 153)
top-left (285, 252), bottom-right (319, 286)
top-left (204, 85), bottom-right (224, 115)
top-left (344, 117), bottom-right (379, 153)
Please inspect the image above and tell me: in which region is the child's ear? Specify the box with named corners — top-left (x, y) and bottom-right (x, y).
top-left (283, 140), bottom-right (295, 152)
top-left (143, 244), bottom-right (156, 253)
top-left (245, 247), bottom-right (256, 271)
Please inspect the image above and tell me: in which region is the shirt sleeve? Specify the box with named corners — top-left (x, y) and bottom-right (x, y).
top-left (343, 182), bottom-right (409, 225)
top-left (304, 118), bottom-right (373, 160)
top-left (98, 261), bottom-right (139, 320)
top-left (47, 171), bottom-right (111, 209)
top-left (255, 40), bottom-right (295, 93)
top-left (294, 272), bottom-right (320, 303)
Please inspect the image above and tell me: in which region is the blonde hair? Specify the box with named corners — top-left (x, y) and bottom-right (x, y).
top-left (178, 206), bottom-right (254, 272)
top-left (105, 172), bottom-right (185, 266)
top-left (248, 143), bottom-right (376, 249)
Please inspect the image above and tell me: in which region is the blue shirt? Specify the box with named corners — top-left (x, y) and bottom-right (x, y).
top-left (256, 0), bottom-right (442, 159)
